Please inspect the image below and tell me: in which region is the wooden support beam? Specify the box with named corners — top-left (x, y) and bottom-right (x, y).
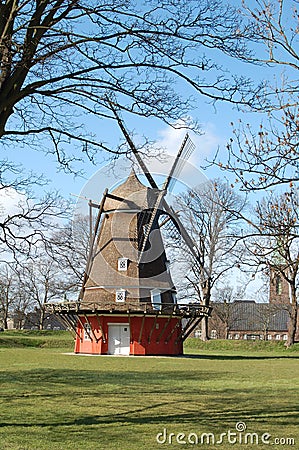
top-left (95, 313), bottom-right (106, 343)
top-left (138, 314), bottom-right (146, 344)
top-left (165, 319), bottom-right (181, 344)
top-left (182, 317), bottom-right (204, 341)
top-left (148, 312), bottom-right (159, 344)
top-left (106, 192), bottom-right (125, 202)
top-left (89, 200), bottom-right (93, 252)
top-left (56, 313), bottom-right (76, 339)
top-left (84, 314), bottom-right (99, 343)
top-left (79, 189), bottom-right (108, 300)
top-left (77, 315), bottom-right (93, 341)
top-left (58, 313), bottom-right (82, 342)
top-left (175, 317), bottom-right (193, 344)
top-left (127, 312), bottom-right (132, 343)
top-left (156, 313), bottom-right (173, 343)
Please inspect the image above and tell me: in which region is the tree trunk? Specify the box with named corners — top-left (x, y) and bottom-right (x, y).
top-left (200, 278), bottom-right (211, 341)
top-left (201, 316), bottom-right (209, 341)
top-left (225, 325), bottom-right (230, 340)
top-left (39, 307), bottom-right (45, 330)
top-left (286, 284), bottom-right (297, 348)
top-left (3, 311), bottom-right (8, 329)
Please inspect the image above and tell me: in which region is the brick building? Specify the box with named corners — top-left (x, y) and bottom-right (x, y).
top-left (195, 267), bottom-right (299, 341)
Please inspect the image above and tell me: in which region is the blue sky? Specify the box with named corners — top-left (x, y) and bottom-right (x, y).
top-left (3, 0), bottom-right (296, 302)
top-left (3, 0), bottom-right (297, 208)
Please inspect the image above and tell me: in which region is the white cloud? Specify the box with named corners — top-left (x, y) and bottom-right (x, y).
top-left (0, 188), bottom-right (26, 216)
top-left (156, 121), bottom-right (224, 165)
top-left (140, 121), bottom-right (224, 193)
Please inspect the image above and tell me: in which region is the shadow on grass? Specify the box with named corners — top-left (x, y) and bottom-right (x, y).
top-left (0, 401), bottom-right (298, 429)
top-left (0, 367), bottom-right (228, 390)
top-left (0, 368), bottom-right (298, 448)
top-left (182, 354), bottom-right (299, 360)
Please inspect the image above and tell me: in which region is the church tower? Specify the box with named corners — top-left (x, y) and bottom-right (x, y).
top-left (269, 266), bottom-right (290, 305)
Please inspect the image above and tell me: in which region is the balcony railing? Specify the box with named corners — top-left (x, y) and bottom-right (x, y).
top-left (45, 300), bottom-right (212, 318)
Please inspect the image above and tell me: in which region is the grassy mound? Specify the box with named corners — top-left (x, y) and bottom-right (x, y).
top-left (1, 331), bottom-right (299, 354)
top-left (184, 337), bottom-right (299, 354)
top-left (0, 330), bottom-right (74, 349)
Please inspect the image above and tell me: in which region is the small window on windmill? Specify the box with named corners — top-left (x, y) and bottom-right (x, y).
top-left (165, 260), bottom-right (170, 272)
top-left (116, 289), bottom-right (126, 303)
top-left (118, 258), bottom-right (128, 271)
top-left (151, 289), bottom-right (162, 311)
top-left (172, 292), bottom-right (177, 304)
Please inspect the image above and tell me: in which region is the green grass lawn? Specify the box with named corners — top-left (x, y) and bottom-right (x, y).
top-left (0, 333), bottom-right (298, 449)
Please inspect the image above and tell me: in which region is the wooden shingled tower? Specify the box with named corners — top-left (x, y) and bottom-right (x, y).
top-left (48, 113), bottom-right (211, 355)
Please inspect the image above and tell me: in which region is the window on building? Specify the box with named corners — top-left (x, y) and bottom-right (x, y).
top-left (116, 289), bottom-right (126, 302)
top-left (151, 289), bottom-right (162, 310)
top-left (165, 260), bottom-right (170, 272)
top-left (194, 329), bottom-right (202, 339)
top-left (118, 258), bottom-right (128, 271)
top-left (210, 329), bottom-right (217, 339)
top-left (275, 275), bottom-right (282, 295)
top-left (172, 292), bottom-right (177, 304)
top-left (267, 334), bottom-right (272, 340)
top-left (275, 334), bottom-right (281, 340)
top-left (282, 334), bottom-right (288, 341)
top-left (84, 323), bottom-right (91, 340)
top-left (234, 333), bottom-right (240, 340)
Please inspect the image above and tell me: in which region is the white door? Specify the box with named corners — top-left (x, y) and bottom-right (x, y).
top-left (108, 324), bottom-right (130, 355)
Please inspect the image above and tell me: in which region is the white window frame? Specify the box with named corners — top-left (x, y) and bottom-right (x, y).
top-left (115, 289), bottom-right (126, 303)
top-left (172, 292), bottom-right (177, 304)
top-left (151, 288), bottom-right (162, 311)
top-left (165, 260), bottom-right (170, 272)
top-left (210, 329), bottom-right (217, 339)
top-left (118, 258), bottom-right (128, 271)
top-left (194, 329), bottom-right (202, 339)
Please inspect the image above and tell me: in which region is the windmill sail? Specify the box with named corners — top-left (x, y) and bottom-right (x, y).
top-left (110, 104), bottom-right (205, 272)
top-left (163, 133), bottom-right (195, 192)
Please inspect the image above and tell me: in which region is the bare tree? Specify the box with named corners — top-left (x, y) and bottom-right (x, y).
top-left (0, 263), bottom-right (17, 328)
top-left (172, 179), bottom-right (246, 340)
top-left (0, 0), bottom-right (261, 169)
top-left (213, 0), bottom-right (299, 190)
top-left (240, 0), bottom-right (298, 79)
top-left (17, 253), bottom-right (68, 330)
top-left (0, 160), bottom-right (69, 258)
top-left (49, 213), bottom-right (91, 291)
top-left (221, 105), bottom-right (299, 191)
top-left (249, 189), bottom-right (299, 346)
top-left (212, 282), bottom-right (247, 339)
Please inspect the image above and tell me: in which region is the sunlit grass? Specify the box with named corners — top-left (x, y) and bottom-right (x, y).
top-left (0, 335), bottom-right (298, 449)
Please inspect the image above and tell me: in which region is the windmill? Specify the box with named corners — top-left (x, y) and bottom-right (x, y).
top-left (47, 110), bottom-right (212, 355)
